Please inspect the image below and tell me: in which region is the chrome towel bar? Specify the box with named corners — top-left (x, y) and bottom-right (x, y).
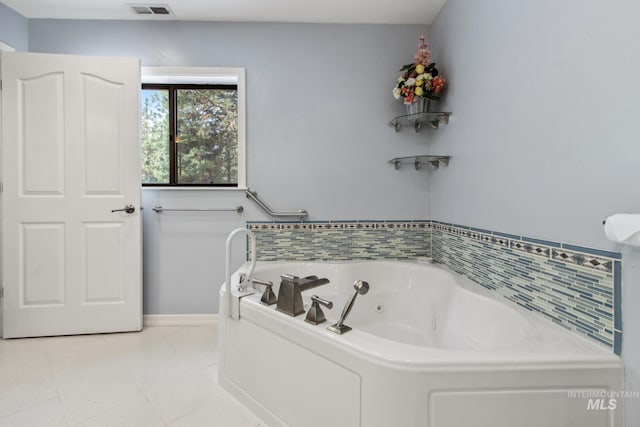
top-left (152, 205), bottom-right (244, 214)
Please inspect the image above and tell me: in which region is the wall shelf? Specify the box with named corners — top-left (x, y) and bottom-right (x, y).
top-left (389, 111), bottom-right (451, 132)
top-left (389, 155), bottom-right (451, 170)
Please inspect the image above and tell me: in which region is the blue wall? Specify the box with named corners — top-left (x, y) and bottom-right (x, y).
top-left (430, 0), bottom-right (640, 424)
top-left (27, 20), bottom-right (432, 314)
top-left (0, 2), bottom-right (28, 51)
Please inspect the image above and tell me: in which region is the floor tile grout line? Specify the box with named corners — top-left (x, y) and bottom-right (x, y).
top-left (115, 327), bottom-right (209, 426)
top-left (47, 333), bottom-right (167, 426)
top-left (116, 349), bottom-right (171, 427)
top-left (42, 340), bottom-right (71, 427)
top-left (0, 396), bottom-right (65, 423)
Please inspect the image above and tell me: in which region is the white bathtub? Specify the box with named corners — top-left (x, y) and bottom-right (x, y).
top-left (218, 260), bottom-right (623, 427)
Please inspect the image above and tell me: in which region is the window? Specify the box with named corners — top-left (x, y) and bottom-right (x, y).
top-left (140, 67), bottom-right (246, 188)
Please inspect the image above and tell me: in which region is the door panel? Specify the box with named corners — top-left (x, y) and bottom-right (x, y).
top-left (20, 72), bottom-right (65, 195)
top-left (20, 223), bottom-right (66, 307)
top-left (2, 52), bottom-right (142, 338)
top-left (83, 222), bottom-right (125, 304)
top-left (83, 74), bottom-right (123, 195)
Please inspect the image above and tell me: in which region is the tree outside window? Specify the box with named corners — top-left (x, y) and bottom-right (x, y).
top-left (141, 84), bottom-right (238, 186)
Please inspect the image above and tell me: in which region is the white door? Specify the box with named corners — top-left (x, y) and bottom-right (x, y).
top-left (1, 52), bottom-right (142, 338)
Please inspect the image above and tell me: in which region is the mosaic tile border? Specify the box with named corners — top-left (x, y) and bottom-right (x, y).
top-left (431, 221), bottom-right (620, 273)
top-left (431, 221), bottom-right (622, 354)
top-left (248, 220), bottom-right (432, 231)
top-left (248, 220), bottom-right (432, 262)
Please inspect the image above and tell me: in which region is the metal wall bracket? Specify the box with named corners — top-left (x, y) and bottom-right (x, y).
top-left (389, 112), bottom-right (451, 133)
top-left (389, 155), bottom-right (451, 170)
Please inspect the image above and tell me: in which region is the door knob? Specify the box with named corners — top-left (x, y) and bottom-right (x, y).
top-left (111, 204), bottom-right (135, 214)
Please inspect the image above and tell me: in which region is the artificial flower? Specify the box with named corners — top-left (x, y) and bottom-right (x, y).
top-left (393, 36), bottom-right (446, 105)
top-left (432, 76), bottom-right (446, 93)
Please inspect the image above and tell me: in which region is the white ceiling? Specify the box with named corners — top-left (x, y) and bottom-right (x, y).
top-left (2, 0), bottom-right (447, 24)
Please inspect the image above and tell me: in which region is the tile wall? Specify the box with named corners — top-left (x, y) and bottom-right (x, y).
top-left (430, 221), bottom-right (621, 355)
top-left (248, 221), bottom-right (431, 261)
top-left (248, 220), bottom-right (622, 354)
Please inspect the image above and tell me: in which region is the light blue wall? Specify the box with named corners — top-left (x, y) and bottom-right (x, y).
top-left (28, 20), bottom-right (432, 314)
top-left (430, 1), bottom-right (640, 424)
top-left (0, 2), bottom-right (28, 51)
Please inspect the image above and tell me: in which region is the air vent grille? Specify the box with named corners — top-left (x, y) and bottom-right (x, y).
top-left (129, 4), bottom-right (173, 16)
top-left (149, 6), bottom-right (170, 15)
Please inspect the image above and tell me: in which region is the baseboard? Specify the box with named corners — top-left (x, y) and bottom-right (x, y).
top-left (143, 314), bottom-right (219, 326)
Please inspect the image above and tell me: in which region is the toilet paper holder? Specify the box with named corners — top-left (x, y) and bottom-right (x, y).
top-left (603, 213), bottom-right (640, 247)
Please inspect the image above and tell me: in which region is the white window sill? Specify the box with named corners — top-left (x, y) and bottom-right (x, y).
top-left (142, 187), bottom-right (248, 191)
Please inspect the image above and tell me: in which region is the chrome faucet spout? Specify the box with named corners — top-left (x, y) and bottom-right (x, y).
top-left (298, 275), bottom-right (330, 292)
top-left (276, 274), bottom-right (330, 316)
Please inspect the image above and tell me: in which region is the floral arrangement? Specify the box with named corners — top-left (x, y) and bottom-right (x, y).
top-left (393, 36), bottom-right (446, 105)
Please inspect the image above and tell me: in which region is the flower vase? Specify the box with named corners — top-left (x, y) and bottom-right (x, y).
top-left (405, 98), bottom-right (430, 115)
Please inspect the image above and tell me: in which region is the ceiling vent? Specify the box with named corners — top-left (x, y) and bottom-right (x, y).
top-left (129, 4), bottom-right (173, 16)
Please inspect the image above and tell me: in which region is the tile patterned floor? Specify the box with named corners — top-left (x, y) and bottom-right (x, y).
top-left (0, 325), bottom-right (264, 426)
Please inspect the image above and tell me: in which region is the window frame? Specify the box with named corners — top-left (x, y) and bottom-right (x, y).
top-left (141, 67), bottom-right (247, 189)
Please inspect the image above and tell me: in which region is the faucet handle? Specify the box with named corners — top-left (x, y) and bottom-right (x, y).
top-left (251, 277), bottom-right (272, 287)
top-left (305, 295), bottom-right (333, 325)
top-left (251, 278), bottom-right (277, 306)
top-left (311, 295), bottom-right (333, 309)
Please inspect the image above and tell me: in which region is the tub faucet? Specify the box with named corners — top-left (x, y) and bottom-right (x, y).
top-left (305, 295), bottom-right (333, 325)
top-left (276, 274), bottom-right (330, 316)
top-left (251, 277), bottom-right (277, 306)
top-left (328, 280), bottom-right (369, 334)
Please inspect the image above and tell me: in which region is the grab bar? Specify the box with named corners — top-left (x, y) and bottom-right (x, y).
top-left (152, 205), bottom-right (244, 214)
top-left (225, 228), bottom-right (257, 320)
top-left (245, 188), bottom-right (308, 220)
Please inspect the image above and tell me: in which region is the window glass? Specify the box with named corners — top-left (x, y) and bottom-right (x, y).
top-left (176, 88), bottom-right (238, 185)
top-left (140, 84), bottom-right (238, 186)
top-left (141, 89), bottom-right (170, 184)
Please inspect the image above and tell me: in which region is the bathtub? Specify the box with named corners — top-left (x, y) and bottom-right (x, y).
top-left (218, 260), bottom-right (623, 427)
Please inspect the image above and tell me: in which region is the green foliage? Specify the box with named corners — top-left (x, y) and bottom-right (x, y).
top-left (176, 89), bottom-right (238, 184)
top-left (141, 90), bottom-right (170, 183)
top-left (140, 87), bottom-right (238, 185)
